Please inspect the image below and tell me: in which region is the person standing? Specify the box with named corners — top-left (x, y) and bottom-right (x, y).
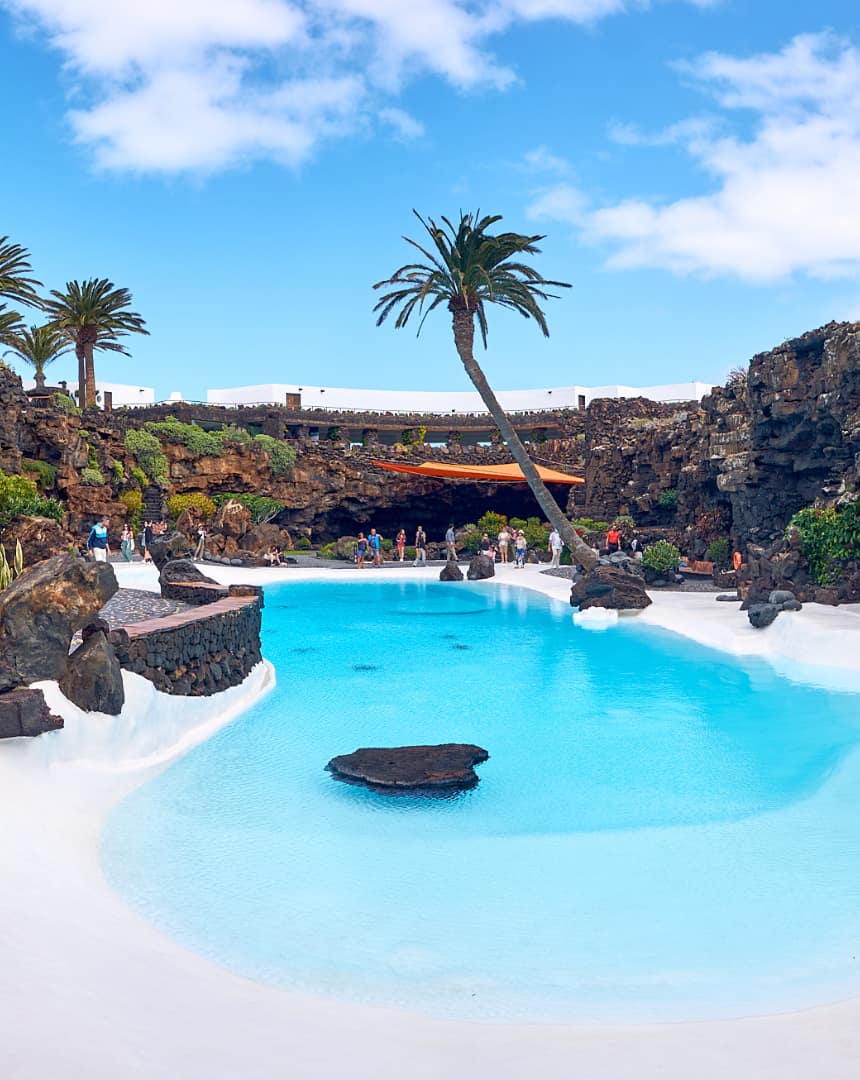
top-left (514, 529), bottom-right (527, 568)
top-left (194, 522), bottom-right (206, 560)
top-left (356, 532), bottom-right (368, 568)
top-left (142, 520), bottom-right (154, 562)
top-left (368, 527), bottom-right (382, 567)
top-left (120, 523), bottom-right (135, 562)
top-left (86, 516), bottom-right (111, 562)
top-left (396, 528), bottom-right (406, 562)
top-left (606, 524), bottom-right (621, 554)
top-left (548, 527), bottom-right (563, 568)
top-left (445, 523), bottom-right (457, 561)
top-left (497, 525), bottom-right (510, 564)
top-left (414, 525), bottom-right (427, 566)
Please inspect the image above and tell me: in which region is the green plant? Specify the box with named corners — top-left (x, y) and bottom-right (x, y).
top-left (0, 470), bottom-right (64, 527)
top-left (570, 517), bottom-right (610, 533)
top-left (462, 529), bottom-right (482, 554)
top-left (145, 417), bottom-right (224, 456)
top-left (643, 540), bottom-right (681, 573)
top-left (253, 434), bottom-right (295, 475)
top-left (212, 492), bottom-right (285, 524)
top-left (80, 467), bottom-right (105, 486)
top-left (295, 535), bottom-right (312, 550)
top-left (52, 391), bottom-right (79, 415)
top-left (705, 538), bottom-right (731, 566)
top-left (380, 537), bottom-right (393, 553)
top-left (167, 492), bottom-right (217, 521)
top-left (658, 488), bottom-right (678, 511)
top-left (318, 542), bottom-right (337, 559)
top-left (789, 501), bottom-right (860, 585)
top-left (508, 516), bottom-right (527, 533)
top-left (112, 461), bottom-right (125, 482)
top-left (87, 444), bottom-right (99, 470)
top-left (523, 517), bottom-right (549, 549)
top-left (0, 539), bottom-right (24, 590)
top-left (119, 489), bottom-right (143, 528)
top-left (125, 429), bottom-right (168, 484)
top-left (400, 428), bottom-right (413, 446)
top-left (477, 510), bottom-right (507, 537)
top-left (21, 459), bottom-right (57, 489)
top-left (416, 424), bottom-right (427, 444)
top-left (130, 464), bottom-right (148, 490)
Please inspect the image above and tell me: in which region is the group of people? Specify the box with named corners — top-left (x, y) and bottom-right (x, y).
top-left (86, 517), bottom-right (172, 563)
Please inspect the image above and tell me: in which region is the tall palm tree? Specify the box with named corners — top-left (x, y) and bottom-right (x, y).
top-left (374, 210), bottom-right (597, 570)
top-left (43, 278), bottom-right (149, 408)
top-left (0, 235), bottom-right (42, 308)
top-left (2, 324), bottom-right (72, 387)
top-left (0, 304), bottom-right (25, 343)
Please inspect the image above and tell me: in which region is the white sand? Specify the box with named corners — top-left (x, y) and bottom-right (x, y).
top-left (2, 560), bottom-right (860, 1079)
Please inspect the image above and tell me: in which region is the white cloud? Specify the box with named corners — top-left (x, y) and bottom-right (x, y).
top-left (1, 0), bottom-right (709, 173)
top-left (530, 33), bottom-right (860, 282)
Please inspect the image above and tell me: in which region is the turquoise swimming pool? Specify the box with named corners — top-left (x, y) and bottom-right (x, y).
top-left (101, 580), bottom-right (860, 1022)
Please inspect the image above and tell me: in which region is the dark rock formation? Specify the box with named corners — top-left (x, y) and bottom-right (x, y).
top-left (327, 743), bottom-right (489, 791)
top-left (748, 603), bottom-right (778, 629)
top-left (1, 514), bottom-right (73, 565)
top-left (0, 555), bottom-right (117, 691)
top-left (59, 631), bottom-right (125, 714)
top-left (570, 565), bottom-right (652, 610)
top-left (0, 687), bottom-right (64, 738)
top-left (159, 558), bottom-right (228, 604)
top-left (466, 554), bottom-right (495, 580)
top-left (148, 530), bottom-right (192, 569)
top-left (439, 562), bottom-right (464, 581)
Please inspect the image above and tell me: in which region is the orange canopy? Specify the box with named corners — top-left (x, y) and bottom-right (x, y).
top-left (371, 460), bottom-right (584, 485)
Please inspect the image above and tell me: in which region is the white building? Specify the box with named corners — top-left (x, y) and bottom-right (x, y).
top-left (34, 380), bottom-right (157, 407)
top-left (207, 380), bottom-right (713, 413)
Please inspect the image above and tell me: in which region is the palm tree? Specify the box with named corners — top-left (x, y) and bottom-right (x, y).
top-left (2, 324), bottom-right (72, 387)
top-left (0, 305), bottom-right (25, 344)
top-left (374, 210), bottom-right (597, 570)
top-left (43, 278), bottom-right (149, 408)
top-left (0, 235), bottom-right (42, 308)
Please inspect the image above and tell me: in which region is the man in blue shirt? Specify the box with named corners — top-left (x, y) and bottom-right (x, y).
top-left (368, 527), bottom-right (382, 567)
top-left (86, 516), bottom-right (111, 562)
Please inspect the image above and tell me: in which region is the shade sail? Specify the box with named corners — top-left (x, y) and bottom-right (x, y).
top-left (371, 460), bottom-right (584, 485)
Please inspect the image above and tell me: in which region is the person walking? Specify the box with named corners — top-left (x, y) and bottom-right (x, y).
top-left (356, 532), bottom-right (369, 568)
top-left (514, 529), bottom-right (527, 568)
top-left (548, 527), bottom-right (563, 568)
top-left (368, 527), bottom-right (382, 567)
top-left (396, 528), bottom-right (406, 562)
top-left (445, 523), bottom-right (457, 561)
top-left (142, 520), bottom-right (153, 562)
top-left (497, 525), bottom-right (510, 564)
top-left (414, 525), bottom-right (427, 566)
top-left (194, 522), bottom-right (207, 560)
top-left (120, 523), bottom-right (135, 562)
top-left (86, 516), bottom-right (111, 562)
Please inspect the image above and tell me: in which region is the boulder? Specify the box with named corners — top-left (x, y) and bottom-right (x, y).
top-left (211, 499), bottom-right (252, 540)
top-left (570, 565), bottom-right (651, 611)
top-left (748, 602), bottom-right (778, 629)
top-left (327, 744), bottom-right (489, 791)
top-left (159, 558), bottom-right (228, 604)
top-left (59, 631), bottom-right (125, 715)
top-left (243, 523), bottom-right (293, 555)
top-left (439, 562), bottom-right (464, 582)
top-left (0, 555), bottom-right (117, 691)
top-left (148, 530), bottom-right (192, 569)
top-left (0, 687), bottom-right (64, 738)
top-left (716, 593), bottom-right (741, 602)
top-left (1, 514), bottom-right (73, 565)
top-left (159, 558), bottom-right (220, 587)
top-left (466, 554), bottom-right (495, 580)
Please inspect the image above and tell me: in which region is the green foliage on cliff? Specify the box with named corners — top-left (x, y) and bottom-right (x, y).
top-left (658, 488), bottom-right (678, 510)
top-left (212, 492), bottom-right (285, 524)
top-left (52, 391), bottom-right (79, 415)
top-left (705, 538), bottom-right (731, 566)
top-left (119, 489), bottom-right (143, 528)
top-left (643, 540), bottom-right (681, 573)
top-left (253, 434), bottom-right (295, 475)
top-left (80, 467), bottom-right (105, 486)
top-left (144, 417), bottom-right (254, 458)
top-left (0, 470), bottom-right (64, 528)
top-left (21, 458), bottom-right (57, 489)
top-left (789, 501), bottom-right (860, 585)
top-left (124, 429), bottom-right (168, 484)
top-left (167, 492), bottom-right (217, 521)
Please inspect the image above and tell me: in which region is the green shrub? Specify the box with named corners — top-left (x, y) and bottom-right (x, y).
top-left (318, 542), bottom-right (337, 559)
top-left (477, 511), bottom-right (507, 538)
top-left (52, 391), bottom-right (79, 415)
top-left (643, 540), bottom-right (681, 573)
top-left (21, 459), bottom-right (57, 489)
top-left (112, 461), bottom-right (125, 482)
top-left (462, 529), bottom-right (482, 554)
top-left (212, 492), bottom-right (285, 524)
top-left (705, 538), bottom-right (731, 566)
top-left (130, 465), bottom-right (148, 490)
top-left (167, 492), bottom-right (217, 522)
top-left (508, 517), bottom-right (526, 532)
top-left (125, 429), bottom-right (168, 484)
top-left (0, 470), bottom-right (64, 527)
top-left (87, 445), bottom-right (99, 470)
top-left (789, 500), bottom-right (860, 585)
top-left (295, 536), bottom-right (312, 550)
top-left (523, 517), bottom-right (549, 549)
top-left (145, 417), bottom-right (224, 456)
top-left (380, 537), bottom-right (393, 552)
top-left (571, 516), bottom-right (610, 534)
top-left (80, 467), bottom-right (105, 486)
top-left (658, 488), bottom-right (678, 510)
top-left (253, 434), bottom-right (295, 475)
top-left (119, 489), bottom-right (143, 527)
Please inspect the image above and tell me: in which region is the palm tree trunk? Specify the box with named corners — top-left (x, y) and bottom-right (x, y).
top-left (81, 326), bottom-right (98, 408)
top-left (451, 310), bottom-right (597, 570)
top-left (75, 342), bottom-right (86, 407)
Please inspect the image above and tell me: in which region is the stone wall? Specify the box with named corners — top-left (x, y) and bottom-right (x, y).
top-left (110, 588), bottom-right (263, 696)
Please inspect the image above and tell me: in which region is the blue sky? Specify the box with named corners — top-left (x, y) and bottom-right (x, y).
top-left (1, 0), bottom-right (858, 401)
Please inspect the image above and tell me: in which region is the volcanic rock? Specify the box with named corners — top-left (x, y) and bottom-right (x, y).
top-left (0, 687), bottom-right (64, 738)
top-left (59, 631), bottom-right (125, 715)
top-left (148, 530), bottom-right (192, 569)
top-left (327, 743), bottom-right (489, 791)
top-left (466, 554), bottom-right (495, 580)
top-left (570, 564), bottom-right (651, 611)
top-left (439, 561), bottom-right (464, 581)
top-left (1, 514), bottom-right (73, 565)
top-left (0, 555), bottom-right (117, 691)
top-left (748, 602), bottom-right (778, 629)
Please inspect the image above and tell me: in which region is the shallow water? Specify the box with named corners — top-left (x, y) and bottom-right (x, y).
top-left (102, 581), bottom-right (860, 1022)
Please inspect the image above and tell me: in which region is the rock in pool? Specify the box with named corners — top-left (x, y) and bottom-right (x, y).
top-left (327, 743), bottom-right (489, 791)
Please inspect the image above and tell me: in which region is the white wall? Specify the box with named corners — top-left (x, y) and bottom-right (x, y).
top-left (49, 381), bottom-right (157, 406)
top-left (207, 380), bottom-right (713, 413)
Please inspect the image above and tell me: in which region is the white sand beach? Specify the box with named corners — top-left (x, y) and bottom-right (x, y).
top-left (2, 561), bottom-right (860, 1080)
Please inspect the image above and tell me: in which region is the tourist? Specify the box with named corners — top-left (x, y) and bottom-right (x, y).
top-left (396, 528), bottom-right (406, 562)
top-left (142, 520), bottom-right (153, 562)
top-left (514, 529), bottom-right (527, 568)
top-left (606, 524), bottom-right (621, 554)
top-left (414, 525), bottom-right (427, 566)
top-left (120, 523), bottom-right (135, 562)
top-left (86, 516), bottom-right (111, 562)
top-left (733, 549), bottom-right (743, 572)
top-left (356, 532), bottom-right (368, 568)
top-left (445, 523), bottom-right (456, 561)
top-left (497, 525), bottom-right (510, 563)
top-left (194, 522), bottom-right (206, 560)
top-left (479, 532), bottom-right (493, 556)
top-left (265, 546), bottom-right (281, 566)
top-left (548, 527), bottom-right (563, 568)
top-left (368, 527), bottom-right (382, 567)
top-left (630, 537), bottom-right (643, 561)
